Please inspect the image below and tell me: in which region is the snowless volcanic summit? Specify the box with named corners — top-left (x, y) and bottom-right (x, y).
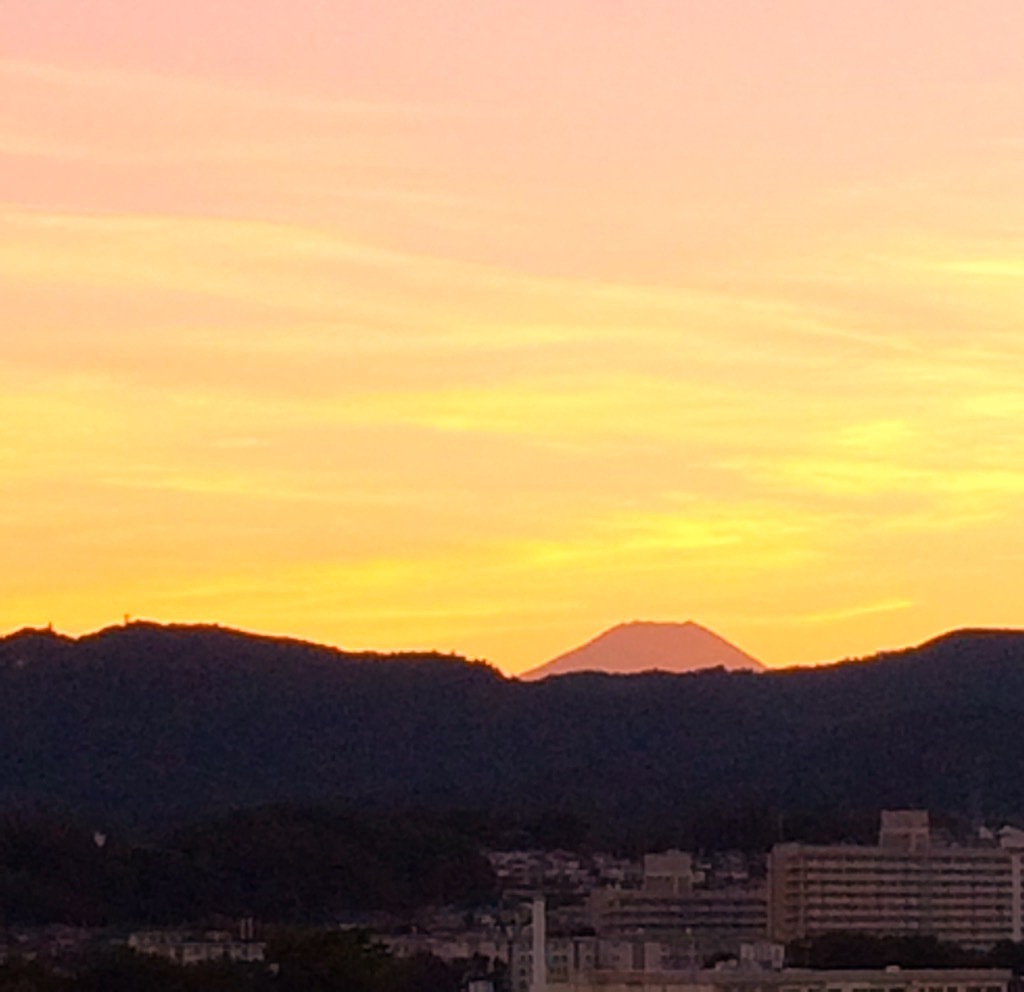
top-left (522, 621), bottom-right (764, 680)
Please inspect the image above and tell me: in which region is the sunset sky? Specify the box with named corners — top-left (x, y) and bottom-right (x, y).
top-left (4, 1), bottom-right (1024, 673)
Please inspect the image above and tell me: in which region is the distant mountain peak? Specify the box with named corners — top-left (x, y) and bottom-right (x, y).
top-left (520, 620), bottom-right (763, 680)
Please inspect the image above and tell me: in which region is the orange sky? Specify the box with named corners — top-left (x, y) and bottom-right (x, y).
top-left (4, 2), bottom-right (1024, 674)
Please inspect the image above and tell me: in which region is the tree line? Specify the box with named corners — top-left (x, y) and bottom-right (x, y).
top-left (0, 807), bottom-right (495, 927)
top-left (0, 929), bottom-right (496, 992)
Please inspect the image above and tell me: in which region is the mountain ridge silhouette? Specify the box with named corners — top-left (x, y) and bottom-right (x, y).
top-left (2, 621), bottom-right (1024, 829)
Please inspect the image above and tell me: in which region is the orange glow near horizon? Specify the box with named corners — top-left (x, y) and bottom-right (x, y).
top-left (4, 2), bottom-right (1024, 673)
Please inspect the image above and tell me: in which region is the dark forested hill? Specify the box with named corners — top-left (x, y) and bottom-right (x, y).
top-left (3, 623), bottom-right (1024, 829)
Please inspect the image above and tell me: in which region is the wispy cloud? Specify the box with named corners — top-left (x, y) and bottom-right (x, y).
top-left (0, 57), bottom-right (468, 120)
top-left (735, 598), bottom-right (917, 628)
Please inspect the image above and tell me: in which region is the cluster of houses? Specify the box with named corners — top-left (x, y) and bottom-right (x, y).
top-left (5, 810), bottom-right (1024, 992)
top-left (390, 811), bottom-right (1024, 992)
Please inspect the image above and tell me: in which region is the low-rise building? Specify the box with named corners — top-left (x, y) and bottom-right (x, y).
top-left (589, 849), bottom-right (768, 957)
top-left (510, 934), bottom-right (599, 992)
top-left (128, 929), bottom-right (265, 965)
top-left (591, 885), bottom-right (768, 939)
top-left (386, 932), bottom-right (510, 964)
top-left (577, 967), bottom-right (1013, 992)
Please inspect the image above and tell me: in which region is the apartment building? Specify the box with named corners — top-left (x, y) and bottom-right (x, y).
top-left (581, 967), bottom-right (1013, 992)
top-left (590, 850), bottom-right (767, 947)
top-left (592, 886), bottom-right (768, 937)
top-left (769, 811), bottom-right (1024, 948)
top-left (510, 935), bottom-right (599, 992)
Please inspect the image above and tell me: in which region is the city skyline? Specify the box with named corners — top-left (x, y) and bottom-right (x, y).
top-left (4, 2), bottom-right (1024, 674)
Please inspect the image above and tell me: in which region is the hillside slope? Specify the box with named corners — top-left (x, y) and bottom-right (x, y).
top-left (2, 624), bottom-right (1024, 827)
